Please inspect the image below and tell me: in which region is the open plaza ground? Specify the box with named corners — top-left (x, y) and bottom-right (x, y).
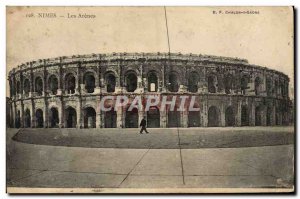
top-left (6, 127), bottom-right (294, 192)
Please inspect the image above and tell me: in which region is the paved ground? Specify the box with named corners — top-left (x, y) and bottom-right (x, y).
top-left (12, 127), bottom-right (294, 148)
top-left (6, 128), bottom-right (294, 191)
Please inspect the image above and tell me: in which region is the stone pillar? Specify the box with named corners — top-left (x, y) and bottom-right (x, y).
top-left (57, 61), bottom-right (63, 95)
top-left (161, 64), bottom-right (167, 92)
top-left (58, 101), bottom-right (64, 128)
top-left (43, 103), bottom-right (48, 128)
top-left (271, 105), bottom-right (276, 126)
top-left (20, 102), bottom-right (24, 128)
top-left (76, 100), bottom-right (82, 128)
top-left (250, 103), bottom-right (255, 126)
top-left (12, 103), bottom-right (16, 128)
top-left (160, 109), bottom-right (167, 128)
top-left (182, 110), bottom-right (188, 128)
top-left (236, 100), bottom-right (242, 126)
top-left (262, 106), bottom-right (267, 126)
top-left (116, 108), bottom-right (123, 128)
top-left (220, 102), bottom-right (225, 127)
top-left (201, 98), bottom-right (208, 127)
top-left (94, 61), bottom-right (101, 94)
top-left (30, 102), bottom-right (35, 128)
top-left (96, 98), bottom-right (101, 128)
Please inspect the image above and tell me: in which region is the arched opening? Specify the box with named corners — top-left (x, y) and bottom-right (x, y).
top-left (225, 106), bottom-right (235, 126)
top-left (24, 79), bottom-right (30, 96)
top-left (207, 76), bottom-right (216, 93)
top-left (255, 105), bottom-right (264, 126)
top-left (35, 109), bottom-right (44, 128)
top-left (148, 72), bottom-right (158, 92)
top-left (274, 80), bottom-right (279, 96)
top-left (24, 109), bottom-right (31, 128)
top-left (104, 108), bottom-right (117, 128)
top-left (49, 107), bottom-right (59, 128)
top-left (241, 106), bottom-right (249, 126)
top-left (35, 77), bottom-right (43, 96)
top-left (241, 76), bottom-right (248, 95)
top-left (168, 72), bottom-right (179, 92)
top-left (280, 82), bottom-right (285, 97)
top-left (65, 107), bottom-right (77, 128)
top-left (84, 72), bottom-right (95, 93)
top-left (224, 75), bottom-right (233, 94)
top-left (125, 72), bottom-right (137, 92)
top-left (10, 80), bottom-right (14, 97)
top-left (65, 73), bottom-right (76, 94)
top-left (208, 106), bottom-right (220, 127)
top-left (125, 107), bottom-right (138, 128)
top-left (48, 75), bottom-right (58, 95)
top-left (255, 77), bottom-right (261, 95)
top-left (147, 106), bottom-right (160, 127)
top-left (15, 110), bottom-right (21, 128)
top-left (106, 73), bottom-right (116, 93)
top-left (266, 77), bottom-right (272, 97)
top-left (188, 111), bottom-right (200, 127)
top-left (168, 110), bottom-right (180, 127)
top-left (275, 107), bottom-right (281, 125)
top-left (188, 72), bottom-right (199, 93)
top-left (266, 106), bottom-right (272, 126)
top-left (16, 81), bottom-right (20, 95)
top-left (83, 107), bottom-right (96, 128)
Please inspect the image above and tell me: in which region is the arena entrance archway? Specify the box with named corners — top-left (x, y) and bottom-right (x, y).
top-left (207, 76), bottom-right (216, 93)
top-left (84, 72), bottom-right (95, 93)
top-left (225, 106), bottom-right (235, 126)
top-left (148, 72), bottom-right (158, 92)
top-left (36, 109), bottom-right (44, 128)
top-left (49, 107), bottom-right (59, 128)
top-left (275, 107), bottom-right (281, 125)
top-left (35, 77), bottom-right (43, 96)
top-left (255, 77), bottom-right (261, 95)
top-left (147, 106), bottom-right (160, 128)
top-left (83, 107), bottom-right (96, 128)
top-left (168, 111), bottom-right (180, 127)
top-left (16, 81), bottom-right (20, 95)
top-left (65, 107), bottom-right (77, 128)
top-left (24, 109), bottom-right (31, 128)
top-left (188, 111), bottom-right (200, 127)
top-left (125, 107), bottom-right (138, 128)
top-left (125, 72), bottom-right (137, 92)
top-left (48, 75), bottom-right (58, 95)
top-left (255, 105), bottom-right (264, 126)
top-left (106, 73), bottom-right (116, 93)
top-left (224, 75), bottom-right (233, 94)
top-left (65, 73), bottom-right (76, 94)
top-left (24, 79), bottom-right (30, 96)
top-left (241, 106), bottom-right (249, 126)
top-left (105, 108), bottom-right (117, 128)
top-left (208, 106), bottom-right (220, 127)
top-left (15, 110), bottom-right (21, 128)
top-left (266, 106), bottom-right (272, 126)
top-left (241, 76), bottom-right (248, 95)
top-left (168, 72), bottom-right (179, 92)
top-left (188, 72), bottom-right (199, 93)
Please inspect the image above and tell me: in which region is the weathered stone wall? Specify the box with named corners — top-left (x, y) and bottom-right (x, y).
top-left (7, 53), bottom-right (292, 128)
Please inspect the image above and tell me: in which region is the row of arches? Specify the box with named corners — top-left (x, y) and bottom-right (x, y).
top-left (15, 71), bottom-right (273, 96)
top-left (15, 104), bottom-right (283, 128)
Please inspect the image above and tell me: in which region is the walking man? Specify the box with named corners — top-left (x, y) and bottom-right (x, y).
top-left (140, 117), bottom-right (149, 134)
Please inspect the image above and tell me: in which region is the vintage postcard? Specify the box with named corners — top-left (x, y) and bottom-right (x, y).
top-left (6, 6), bottom-right (294, 193)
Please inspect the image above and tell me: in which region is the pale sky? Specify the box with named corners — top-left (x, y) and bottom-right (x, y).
top-left (6, 6), bottom-right (294, 95)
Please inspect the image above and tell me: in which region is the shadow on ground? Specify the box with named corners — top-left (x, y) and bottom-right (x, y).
top-left (11, 127), bottom-right (294, 149)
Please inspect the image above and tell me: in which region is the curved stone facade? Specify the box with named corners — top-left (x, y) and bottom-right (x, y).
top-left (7, 52), bottom-right (292, 128)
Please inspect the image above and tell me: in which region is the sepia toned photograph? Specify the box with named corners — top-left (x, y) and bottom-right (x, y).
top-left (6, 6), bottom-right (294, 193)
